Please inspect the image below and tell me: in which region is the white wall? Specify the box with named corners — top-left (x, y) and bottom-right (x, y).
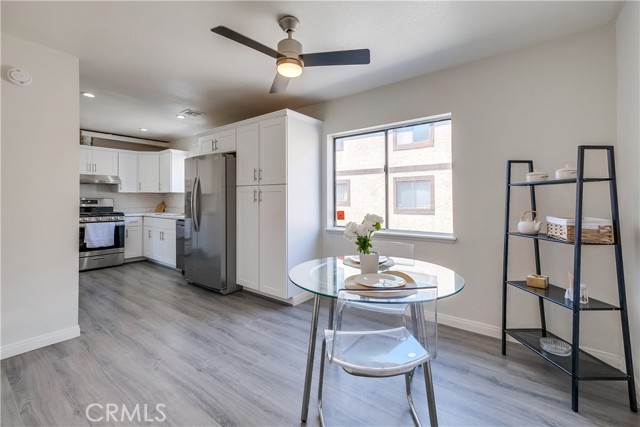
top-left (616, 0), bottom-right (640, 390)
top-left (1, 34), bottom-right (80, 358)
top-left (300, 25), bottom-right (630, 365)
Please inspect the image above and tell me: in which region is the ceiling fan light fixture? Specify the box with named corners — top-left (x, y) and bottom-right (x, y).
top-left (277, 57), bottom-right (303, 78)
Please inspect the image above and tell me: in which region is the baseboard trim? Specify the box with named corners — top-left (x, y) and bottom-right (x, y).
top-left (291, 292), bottom-right (313, 306)
top-left (0, 325), bottom-right (80, 360)
top-left (437, 313), bottom-right (626, 371)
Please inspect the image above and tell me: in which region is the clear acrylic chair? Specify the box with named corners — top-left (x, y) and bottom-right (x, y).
top-left (318, 286), bottom-right (438, 427)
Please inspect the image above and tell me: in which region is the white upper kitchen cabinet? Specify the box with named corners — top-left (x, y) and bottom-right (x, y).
top-left (197, 128), bottom-right (236, 155)
top-left (118, 151), bottom-right (138, 193)
top-left (236, 123), bottom-right (260, 186)
top-left (138, 152), bottom-right (160, 192)
top-left (236, 117), bottom-right (287, 186)
top-left (79, 146), bottom-right (118, 176)
top-left (159, 150), bottom-right (186, 193)
top-left (258, 117), bottom-right (286, 185)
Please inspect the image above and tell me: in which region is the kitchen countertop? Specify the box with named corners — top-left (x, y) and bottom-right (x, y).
top-left (124, 212), bottom-right (185, 219)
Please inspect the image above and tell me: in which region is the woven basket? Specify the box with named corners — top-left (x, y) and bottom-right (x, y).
top-left (546, 217), bottom-right (614, 244)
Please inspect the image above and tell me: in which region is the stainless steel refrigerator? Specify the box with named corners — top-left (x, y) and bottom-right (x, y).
top-left (184, 153), bottom-right (241, 294)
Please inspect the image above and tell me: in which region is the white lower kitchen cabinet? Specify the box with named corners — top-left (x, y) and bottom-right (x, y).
top-left (124, 216), bottom-right (143, 259)
top-left (237, 183), bottom-right (320, 303)
top-left (236, 186), bottom-right (261, 291)
top-left (142, 217), bottom-right (176, 268)
top-left (257, 185), bottom-right (288, 298)
top-left (143, 225), bottom-right (154, 259)
top-left (237, 186), bottom-right (286, 297)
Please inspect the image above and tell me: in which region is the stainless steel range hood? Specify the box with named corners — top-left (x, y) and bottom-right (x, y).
top-left (80, 174), bottom-right (121, 185)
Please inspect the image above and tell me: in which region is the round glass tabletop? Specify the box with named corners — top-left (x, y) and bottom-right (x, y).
top-left (289, 256), bottom-right (465, 299)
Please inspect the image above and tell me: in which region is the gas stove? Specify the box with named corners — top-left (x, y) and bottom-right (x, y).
top-left (79, 197), bottom-right (126, 271)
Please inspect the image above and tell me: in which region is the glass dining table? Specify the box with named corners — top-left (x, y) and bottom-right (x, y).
top-left (288, 255), bottom-right (465, 422)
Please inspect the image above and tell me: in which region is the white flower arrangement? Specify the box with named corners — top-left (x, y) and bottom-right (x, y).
top-left (344, 213), bottom-right (384, 254)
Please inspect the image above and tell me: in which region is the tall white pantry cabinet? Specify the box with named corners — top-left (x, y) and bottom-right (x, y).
top-left (234, 110), bottom-right (322, 304)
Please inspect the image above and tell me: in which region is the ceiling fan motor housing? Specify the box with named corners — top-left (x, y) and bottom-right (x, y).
top-left (277, 38), bottom-right (303, 63)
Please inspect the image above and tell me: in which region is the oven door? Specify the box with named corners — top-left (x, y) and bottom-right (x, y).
top-left (79, 221), bottom-right (125, 270)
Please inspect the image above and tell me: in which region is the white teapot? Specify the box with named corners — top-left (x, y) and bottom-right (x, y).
top-left (518, 210), bottom-right (542, 234)
top-left (555, 164), bottom-right (577, 180)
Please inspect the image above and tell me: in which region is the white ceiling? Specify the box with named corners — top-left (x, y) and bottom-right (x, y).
top-left (2, 1), bottom-right (621, 142)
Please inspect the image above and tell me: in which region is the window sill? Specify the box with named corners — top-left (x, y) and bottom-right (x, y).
top-left (325, 227), bottom-right (457, 243)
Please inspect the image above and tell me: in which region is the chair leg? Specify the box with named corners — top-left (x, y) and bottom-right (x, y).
top-left (405, 370), bottom-right (423, 427)
top-left (423, 361), bottom-right (438, 427)
top-left (317, 338), bottom-right (327, 427)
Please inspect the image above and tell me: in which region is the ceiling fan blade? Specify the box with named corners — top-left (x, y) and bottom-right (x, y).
top-left (270, 73), bottom-right (291, 94)
top-left (300, 49), bottom-right (370, 67)
top-left (211, 26), bottom-right (282, 59)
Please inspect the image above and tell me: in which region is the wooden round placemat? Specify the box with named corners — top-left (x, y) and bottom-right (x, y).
top-left (344, 270), bottom-right (416, 298)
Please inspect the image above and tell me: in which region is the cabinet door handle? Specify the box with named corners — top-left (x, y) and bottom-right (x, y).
top-left (126, 229), bottom-right (129, 238)
top-left (259, 190), bottom-right (262, 202)
top-left (148, 229), bottom-right (151, 238)
top-left (214, 140), bottom-right (218, 150)
top-left (87, 162), bottom-right (91, 172)
top-left (139, 182), bottom-right (141, 191)
top-left (253, 189), bottom-right (257, 202)
top-left (259, 169), bottom-right (263, 180)
top-left (93, 163), bottom-right (96, 173)
top-left (253, 168), bottom-right (257, 181)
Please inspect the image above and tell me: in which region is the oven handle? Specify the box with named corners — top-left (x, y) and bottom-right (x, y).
top-left (79, 221), bottom-right (125, 229)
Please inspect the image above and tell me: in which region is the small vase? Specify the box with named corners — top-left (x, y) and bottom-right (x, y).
top-left (359, 253), bottom-right (379, 274)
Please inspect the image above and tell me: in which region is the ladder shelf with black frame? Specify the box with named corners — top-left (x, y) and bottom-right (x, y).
top-left (501, 145), bottom-right (637, 413)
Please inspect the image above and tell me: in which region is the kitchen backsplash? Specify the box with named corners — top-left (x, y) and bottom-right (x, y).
top-left (80, 184), bottom-right (184, 213)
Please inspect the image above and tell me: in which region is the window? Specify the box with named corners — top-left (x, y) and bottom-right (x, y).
top-left (333, 117), bottom-right (452, 234)
top-left (394, 176), bottom-right (435, 215)
top-left (392, 123), bottom-right (434, 150)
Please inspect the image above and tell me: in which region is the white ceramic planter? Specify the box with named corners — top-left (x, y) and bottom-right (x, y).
top-left (359, 253), bottom-right (379, 274)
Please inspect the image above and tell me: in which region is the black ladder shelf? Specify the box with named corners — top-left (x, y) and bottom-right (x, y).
top-left (501, 145), bottom-right (637, 412)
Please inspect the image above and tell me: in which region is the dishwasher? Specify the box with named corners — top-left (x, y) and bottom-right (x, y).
top-left (176, 219), bottom-right (185, 273)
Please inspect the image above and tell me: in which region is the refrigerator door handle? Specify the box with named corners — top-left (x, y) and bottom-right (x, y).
top-left (190, 176), bottom-right (197, 227)
top-left (193, 176), bottom-right (201, 232)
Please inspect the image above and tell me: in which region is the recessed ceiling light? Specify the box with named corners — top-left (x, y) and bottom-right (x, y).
top-left (176, 114), bottom-right (186, 119)
top-left (81, 92), bottom-right (96, 98)
top-left (139, 128), bottom-right (148, 132)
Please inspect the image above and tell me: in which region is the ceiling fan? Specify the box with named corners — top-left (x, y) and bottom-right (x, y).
top-left (211, 15), bottom-right (370, 93)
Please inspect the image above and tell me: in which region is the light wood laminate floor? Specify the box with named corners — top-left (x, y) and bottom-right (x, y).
top-left (2, 261), bottom-right (638, 426)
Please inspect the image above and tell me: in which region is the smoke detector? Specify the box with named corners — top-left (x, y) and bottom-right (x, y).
top-left (7, 68), bottom-right (32, 86)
